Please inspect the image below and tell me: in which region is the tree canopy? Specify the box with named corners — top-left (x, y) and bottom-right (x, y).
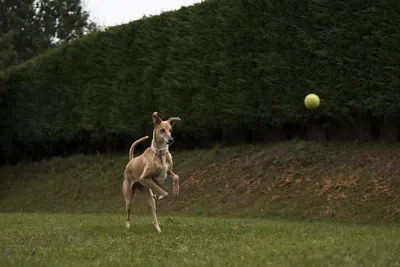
top-left (0, 0), bottom-right (98, 69)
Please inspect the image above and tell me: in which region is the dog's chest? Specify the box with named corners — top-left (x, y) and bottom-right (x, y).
top-left (155, 165), bottom-right (168, 184)
top-left (154, 157), bottom-right (169, 184)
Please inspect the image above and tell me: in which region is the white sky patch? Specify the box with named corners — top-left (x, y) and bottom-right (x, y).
top-left (84, 0), bottom-right (203, 27)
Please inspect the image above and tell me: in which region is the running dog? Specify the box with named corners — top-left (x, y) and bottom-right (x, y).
top-left (122, 112), bottom-right (181, 232)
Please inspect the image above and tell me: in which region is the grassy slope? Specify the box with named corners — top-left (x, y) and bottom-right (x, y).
top-left (1, 213), bottom-right (399, 267)
top-left (0, 140), bottom-right (399, 224)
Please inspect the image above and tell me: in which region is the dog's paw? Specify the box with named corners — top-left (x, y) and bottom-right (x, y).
top-left (153, 222), bottom-right (161, 233)
top-left (173, 185), bottom-right (180, 197)
top-left (153, 195), bottom-right (168, 201)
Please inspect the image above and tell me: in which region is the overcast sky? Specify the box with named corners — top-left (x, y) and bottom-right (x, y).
top-left (84, 0), bottom-right (202, 27)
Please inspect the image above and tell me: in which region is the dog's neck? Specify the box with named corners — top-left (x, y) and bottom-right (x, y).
top-left (151, 131), bottom-right (169, 156)
top-left (151, 141), bottom-right (169, 156)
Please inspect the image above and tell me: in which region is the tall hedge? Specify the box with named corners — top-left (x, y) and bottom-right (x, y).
top-left (1, 0), bottom-right (400, 164)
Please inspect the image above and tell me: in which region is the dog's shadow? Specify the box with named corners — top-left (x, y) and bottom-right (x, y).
top-left (83, 217), bottom-right (182, 235)
top-left (123, 224), bottom-right (161, 235)
top-left (125, 219), bottom-right (184, 235)
top-left (83, 223), bottom-right (163, 236)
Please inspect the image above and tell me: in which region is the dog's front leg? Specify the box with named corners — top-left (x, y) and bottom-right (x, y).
top-left (168, 170), bottom-right (180, 197)
top-left (138, 165), bottom-right (169, 200)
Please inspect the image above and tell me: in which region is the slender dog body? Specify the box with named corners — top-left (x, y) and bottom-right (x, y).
top-left (122, 112), bottom-right (181, 232)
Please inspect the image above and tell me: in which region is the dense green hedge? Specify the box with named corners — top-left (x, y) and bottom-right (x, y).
top-left (1, 0), bottom-right (400, 164)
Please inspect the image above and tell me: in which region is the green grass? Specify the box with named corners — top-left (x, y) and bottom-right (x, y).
top-left (1, 141), bottom-right (400, 266)
top-left (1, 213), bottom-right (399, 267)
top-left (0, 140), bottom-right (400, 224)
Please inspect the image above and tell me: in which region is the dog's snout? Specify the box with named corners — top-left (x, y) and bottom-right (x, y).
top-left (166, 136), bottom-right (174, 144)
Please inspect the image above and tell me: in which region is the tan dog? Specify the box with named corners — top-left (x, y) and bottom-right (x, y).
top-left (122, 112), bottom-right (181, 232)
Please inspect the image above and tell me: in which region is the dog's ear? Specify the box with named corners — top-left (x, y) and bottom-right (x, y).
top-left (168, 117), bottom-right (181, 127)
top-left (152, 112), bottom-right (162, 125)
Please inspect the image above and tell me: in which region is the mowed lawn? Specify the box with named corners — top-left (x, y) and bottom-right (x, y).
top-left (0, 213), bottom-right (399, 267)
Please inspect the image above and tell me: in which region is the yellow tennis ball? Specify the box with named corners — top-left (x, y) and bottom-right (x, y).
top-left (304, 93), bottom-right (320, 109)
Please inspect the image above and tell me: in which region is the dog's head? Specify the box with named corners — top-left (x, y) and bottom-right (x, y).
top-left (152, 112), bottom-right (181, 145)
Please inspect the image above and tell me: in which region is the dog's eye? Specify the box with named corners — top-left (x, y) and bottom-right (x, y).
top-left (160, 129), bottom-right (165, 133)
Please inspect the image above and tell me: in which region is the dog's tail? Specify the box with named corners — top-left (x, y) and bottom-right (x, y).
top-left (129, 136), bottom-right (149, 160)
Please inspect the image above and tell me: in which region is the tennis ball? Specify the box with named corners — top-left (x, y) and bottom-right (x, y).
top-left (304, 93), bottom-right (320, 109)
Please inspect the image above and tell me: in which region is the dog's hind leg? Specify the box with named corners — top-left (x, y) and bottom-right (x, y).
top-left (122, 179), bottom-right (136, 229)
top-left (144, 188), bottom-right (161, 233)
